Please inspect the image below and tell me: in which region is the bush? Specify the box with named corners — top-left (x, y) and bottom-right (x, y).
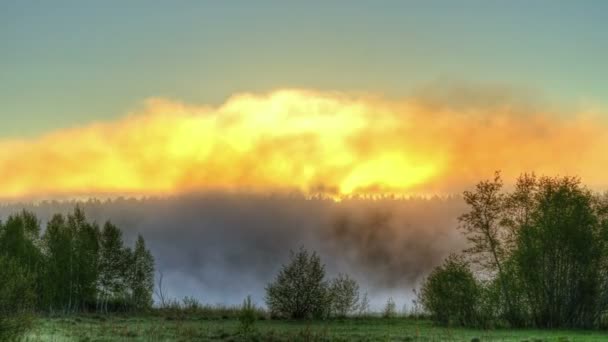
top-left (0, 256), bottom-right (36, 341)
top-left (239, 295), bottom-right (257, 334)
top-left (329, 273), bottom-right (360, 318)
top-left (382, 297), bottom-right (397, 318)
top-left (182, 296), bottom-right (202, 313)
top-left (420, 254), bottom-right (479, 326)
top-left (357, 292), bottom-right (371, 317)
top-left (265, 247), bottom-right (330, 319)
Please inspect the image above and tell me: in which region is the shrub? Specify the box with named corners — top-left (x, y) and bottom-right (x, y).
top-left (329, 273), bottom-right (360, 318)
top-left (239, 295), bottom-right (257, 334)
top-left (182, 296), bottom-right (202, 312)
top-left (382, 297), bottom-right (396, 318)
top-left (0, 256), bottom-right (36, 341)
top-left (420, 254), bottom-right (479, 326)
top-left (357, 292), bottom-right (371, 317)
top-left (265, 247), bottom-right (330, 319)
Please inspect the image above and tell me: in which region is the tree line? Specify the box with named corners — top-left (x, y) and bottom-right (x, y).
top-left (264, 173), bottom-right (608, 330)
top-left (420, 173), bottom-right (608, 328)
top-left (4, 172), bottom-right (608, 332)
top-left (0, 207), bottom-right (154, 315)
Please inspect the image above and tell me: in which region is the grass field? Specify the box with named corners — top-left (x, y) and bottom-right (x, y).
top-left (21, 315), bottom-right (608, 341)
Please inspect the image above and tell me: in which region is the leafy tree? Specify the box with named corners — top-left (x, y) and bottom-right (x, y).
top-left (358, 292), bottom-right (370, 316)
top-left (0, 210), bottom-right (42, 270)
top-left (68, 207), bottom-right (100, 311)
top-left (238, 295), bottom-right (257, 335)
top-left (420, 254), bottom-right (479, 326)
top-left (0, 206), bottom-right (155, 315)
top-left (98, 222), bottom-right (129, 312)
top-left (0, 211), bottom-right (44, 307)
top-left (0, 256), bottom-right (36, 341)
top-left (328, 273), bottom-right (360, 318)
top-left (458, 171), bottom-right (516, 323)
top-left (382, 297), bottom-right (396, 318)
top-left (41, 214), bottom-right (72, 311)
top-left (265, 248), bottom-right (329, 319)
top-left (513, 176), bottom-right (603, 328)
top-left (128, 234), bottom-right (155, 311)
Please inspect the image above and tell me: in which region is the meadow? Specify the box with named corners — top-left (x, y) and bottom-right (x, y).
top-left (23, 315), bottom-right (608, 342)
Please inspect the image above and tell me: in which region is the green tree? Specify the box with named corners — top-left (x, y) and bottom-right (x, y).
top-left (0, 211), bottom-right (44, 307)
top-left (459, 172), bottom-right (517, 323)
top-left (265, 248), bottom-right (329, 319)
top-left (238, 295), bottom-right (257, 335)
top-left (98, 222), bottom-right (129, 312)
top-left (382, 297), bottom-right (396, 319)
top-left (420, 254), bottom-right (480, 326)
top-left (329, 273), bottom-right (360, 318)
top-left (128, 234), bottom-right (155, 311)
top-left (41, 214), bottom-right (72, 311)
top-left (0, 210), bottom-right (42, 269)
top-left (0, 256), bottom-right (36, 341)
top-left (68, 207), bottom-right (100, 311)
top-left (514, 176), bottom-right (604, 328)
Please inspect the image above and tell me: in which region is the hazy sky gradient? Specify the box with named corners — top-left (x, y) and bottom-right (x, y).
top-left (2, 1), bottom-right (607, 137)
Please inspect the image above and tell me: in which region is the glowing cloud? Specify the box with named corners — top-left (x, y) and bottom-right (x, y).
top-left (1, 88), bottom-right (607, 199)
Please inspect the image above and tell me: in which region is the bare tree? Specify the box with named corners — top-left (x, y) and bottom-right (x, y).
top-left (154, 270), bottom-right (169, 308)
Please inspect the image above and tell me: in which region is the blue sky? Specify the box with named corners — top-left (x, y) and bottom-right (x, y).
top-left (1, 0), bottom-right (607, 137)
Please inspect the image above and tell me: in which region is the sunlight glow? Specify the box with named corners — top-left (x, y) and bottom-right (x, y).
top-left (0, 89), bottom-right (606, 200)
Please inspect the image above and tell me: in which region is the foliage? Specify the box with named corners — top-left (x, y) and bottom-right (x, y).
top-left (420, 254), bottom-right (480, 326)
top-left (444, 172), bottom-right (608, 328)
top-left (382, 297), bottom-right (396, 318)
top-left (513, 176), bottom-right (604, 328)
top-left (1, 207), bottom-right (155, 315)
top-left (98, 221), bottom-right (129, 312)
top-left (129, 235), bottom-right (155, 311)
top-left (239, 295), bottom-right (257, 334)
top-left (0, 256), bottom-right (35, 341)
top-left (328, 273), bottom-right (360, 317)
top-left (357, 291), bottom-right (371, 316)
top-left (265, 248), bottom-right (330, 319)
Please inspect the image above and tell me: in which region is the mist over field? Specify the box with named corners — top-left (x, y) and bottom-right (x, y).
top-left (0, 193), bottom-right (466, 309)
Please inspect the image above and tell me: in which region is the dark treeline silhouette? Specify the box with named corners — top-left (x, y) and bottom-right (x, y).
top-left (420, 173), bottom-right (608, 329)
top-left (0, 206), bottom-right (154, 315)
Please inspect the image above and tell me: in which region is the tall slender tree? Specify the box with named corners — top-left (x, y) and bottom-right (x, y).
top-left (129, 235), bottom-right (155, 311)
top-left (458, 171), bottom-right (515, 322)
top-left (98, 221), bottom-right (128, 312)
top-left (41, 214), bottom-right (72, 311)
top-left (68, 207), bottom-right (100, 311)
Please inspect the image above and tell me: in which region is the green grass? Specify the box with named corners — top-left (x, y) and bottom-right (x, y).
top-left (22, 315), bottom-right (608, 341)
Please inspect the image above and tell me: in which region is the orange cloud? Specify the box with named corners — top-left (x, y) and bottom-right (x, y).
top-left (1, 88), bottom-right (606, 200)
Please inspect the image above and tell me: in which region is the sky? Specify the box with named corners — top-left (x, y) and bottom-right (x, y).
top-left (1, 1), bottom-right (608, 199)
top-left (2, 1), bottom-right (607, 135)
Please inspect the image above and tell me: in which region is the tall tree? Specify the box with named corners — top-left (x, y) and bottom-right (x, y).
top-left (458, 171), bottom-right (515, 322)
top-left (41, 214), bottom-right (72, 311)
top-left (0, 211), bottom-right (44, 307)
top-left (514, 176), bottom-right (603, 328)
top-left (98, 221), bottom-right (128, 312)
top-left (68, 207), bottom-right (100, 311)
top-left (0, 210), bottom-right (43, 272)
top-left (129, 235), bottom-right (155, 311)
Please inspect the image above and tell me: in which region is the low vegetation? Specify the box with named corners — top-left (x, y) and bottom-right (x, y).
top-left (24, 315), bottom-right (608, 341)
